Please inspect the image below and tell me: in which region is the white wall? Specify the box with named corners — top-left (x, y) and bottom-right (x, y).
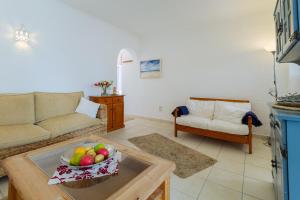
top-left (289, 64), bottom-right (300, 93)
top-left (0, 0), bottom-right (139, 96)
top-left (123, 12), bottom-right (289, 136)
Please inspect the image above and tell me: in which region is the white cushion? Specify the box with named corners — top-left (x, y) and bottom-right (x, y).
top-left (207, 120), bottom-right (249, 135)
top-left (186, 100), bottom-right (215, 119)
top-left (75, 97), bottom-right (100, 118)
top-left (176, 115), bottom-right (210, 129)
top-left (214, 101), bottom-right (251, 124)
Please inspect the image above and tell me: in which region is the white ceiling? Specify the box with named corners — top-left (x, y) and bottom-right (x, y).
top-left (62, 0), bottom-right (275, 35)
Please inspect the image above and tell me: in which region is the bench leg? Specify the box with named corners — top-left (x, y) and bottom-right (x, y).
top-left (248, 135), bottom-right (252, 154)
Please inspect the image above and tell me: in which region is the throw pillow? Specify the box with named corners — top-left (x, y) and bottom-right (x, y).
top-left (75, 97), bottom-right (100, 118)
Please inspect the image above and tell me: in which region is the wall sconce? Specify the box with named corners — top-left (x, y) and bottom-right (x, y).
top-left (15, 26), bottom-right (29, 42)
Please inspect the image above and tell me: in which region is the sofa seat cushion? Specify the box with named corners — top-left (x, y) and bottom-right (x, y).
top-left (0, 93), bottom-right (35, 125)
top-left (176, 115), bottom-right (211, 130)
top-left (214, 101), bottom-right (251, 124)
top-left (207, 120), bottom-right (249, 135)
top-left (37, 113), bottom-right (101, 138)
top-left (186, 100), bottom-right (215, 119)
top-left (0, 124), bottom-right (50, 149)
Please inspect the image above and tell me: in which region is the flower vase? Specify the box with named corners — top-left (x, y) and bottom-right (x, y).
top-left (101, 87), bottom-right (107, 96)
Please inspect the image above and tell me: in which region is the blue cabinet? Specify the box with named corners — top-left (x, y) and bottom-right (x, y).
top-left (274, 0), bottom-right (300, 64)
top-left (270, 108), bottom-right (300, 200)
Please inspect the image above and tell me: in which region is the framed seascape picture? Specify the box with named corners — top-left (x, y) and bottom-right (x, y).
top-left (140, 59), bottom-right (161, 79)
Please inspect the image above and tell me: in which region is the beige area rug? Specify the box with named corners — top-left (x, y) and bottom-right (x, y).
top-left (129, 133), bottom-right (217, 178)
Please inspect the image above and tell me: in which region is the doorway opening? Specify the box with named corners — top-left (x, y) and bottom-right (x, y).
top-left (117, 49), bottom-right (136, 94)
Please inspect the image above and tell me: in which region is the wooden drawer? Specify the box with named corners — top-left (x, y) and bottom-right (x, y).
top-left (90, 97), bottom-right (112, 105)
top-left (113, 96), bottom-right (124, 104)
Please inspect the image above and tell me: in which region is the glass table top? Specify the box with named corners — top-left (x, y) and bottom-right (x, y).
top-left (28, 140), bottom-right (150, 200)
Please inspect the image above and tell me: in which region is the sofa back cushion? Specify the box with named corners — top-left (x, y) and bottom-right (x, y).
top-left (35, 92), bottom-right (83, 122)
top-left (214, 101), bottom-right (251, 124)
top-left (0, 93), bottom-right (35, 125)
top-left (186, 99), bottom-right (215, 119)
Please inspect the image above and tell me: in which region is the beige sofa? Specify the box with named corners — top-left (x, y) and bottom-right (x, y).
top-left (0, 92), bottom-right (107, 177)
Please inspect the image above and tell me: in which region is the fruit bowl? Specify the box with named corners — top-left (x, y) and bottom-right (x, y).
top-left (60, 143), bottom-right (116, 169)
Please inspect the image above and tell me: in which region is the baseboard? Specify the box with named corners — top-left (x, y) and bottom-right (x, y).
top-left (125, 114), bottom-right (173, 124)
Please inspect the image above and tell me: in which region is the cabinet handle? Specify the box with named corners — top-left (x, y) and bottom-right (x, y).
top-left (280, 147), bottom-right (288, 158)
top-left (269, 113), bottom-right (274, 119)
top-left (271, 160), bottom-right (277, 168)
top-left (277, 22), bottom-right (283, 34)
top-left (274, 121), bottom-right (281, 129)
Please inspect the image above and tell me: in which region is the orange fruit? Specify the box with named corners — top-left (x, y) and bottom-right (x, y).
top-left (74, 147), bottom-right (86, 155)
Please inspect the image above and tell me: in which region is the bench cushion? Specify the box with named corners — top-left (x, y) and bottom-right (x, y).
top-left (35, 92), bottom-right (83, 122)
top-left (0, 124), bottom-right (50, 149)
top-left (37, 113), bottom-right (101, 138)
top-left (0, 93), bottom-right (35, 125)
top-left (176, 115), bottom-right (211, 129)
top-left (208, 120), bottom-right (249, 135)
top-left (214, 101), bottom-right (251, 124)
top-left (186, 100), bottom-right (215, 119)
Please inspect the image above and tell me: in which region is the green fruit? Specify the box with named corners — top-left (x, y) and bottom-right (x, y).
top-left (95, 154), bottom-right (105, 163)
top-left (87, 149), bottom-right (96, 157)
top-left (94, 143), bottom-right (105, 152)
top-left (70, 153), bottom-right (84, 166)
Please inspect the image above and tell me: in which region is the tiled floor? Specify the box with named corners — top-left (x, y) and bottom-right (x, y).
top-left (0, 118), bottom-right (275, 200)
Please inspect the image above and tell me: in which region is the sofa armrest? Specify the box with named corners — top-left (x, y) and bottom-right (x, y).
top-left (96, 104), bottom-right (107, 126)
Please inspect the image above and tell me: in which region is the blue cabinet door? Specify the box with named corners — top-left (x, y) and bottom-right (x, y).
top-left (275, 0), bottom-right (284, 59)
top-left (281, 0), bottom-right (299, 53)
top-left (274, 0), bottom-right (300, 63)
top-left (286, 121), bottom-right (300, 200)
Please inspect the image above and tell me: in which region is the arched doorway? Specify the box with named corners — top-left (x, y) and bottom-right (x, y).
top-left (117, 49), bottom-right (136, 94)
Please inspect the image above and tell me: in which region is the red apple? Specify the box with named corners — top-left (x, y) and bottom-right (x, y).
top-left (96, 148), bottom-right (109, 159)
top-left (79, 155), bottom-right (94, 166)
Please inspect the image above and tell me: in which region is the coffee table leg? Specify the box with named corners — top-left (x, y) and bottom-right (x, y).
top-left (8, 181), bottom-right (17, 200)
top-left (161, 177), bottom-right (170, 200)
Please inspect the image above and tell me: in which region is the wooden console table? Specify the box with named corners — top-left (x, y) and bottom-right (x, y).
top-left (90, 95), bottom-right (125, 132)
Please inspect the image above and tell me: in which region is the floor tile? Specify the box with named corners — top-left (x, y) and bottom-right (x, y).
top-left (171, 174), bottom-right (205, 198)
top-left (245, 155), bottom-right (272, 170)
top-left (218, 146), bottom-right (246, 164)
top-left (250, 146), bottom-right (272, 160)
top-left (198, 181), bottom-right (242, 200)
top-left (243, 194), bottom-right (262, 200)
top-left (171, 188), bottom-right (196, 200)
top-left (214, 159), bottom-right (245, 175)
top-left (244, 164), bottom-right (273, 182)
top-left (190, 166), bottom-right (213, 179)
top-left (243, 177), bottom-right (275, 200)
top-left (207, 167), bottom-right (244, 192)
top-left (196, 141), bottom-right (222, 159)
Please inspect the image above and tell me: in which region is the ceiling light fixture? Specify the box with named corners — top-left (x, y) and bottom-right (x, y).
top-left (15, 26), bottom-right (30, 42)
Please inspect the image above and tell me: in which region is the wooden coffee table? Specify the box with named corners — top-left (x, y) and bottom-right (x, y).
top-left (1, 135), bottom-right (175, 200)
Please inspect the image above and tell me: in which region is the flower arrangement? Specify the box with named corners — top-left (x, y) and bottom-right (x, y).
top-left (94, 80), bottom-right (113, 96)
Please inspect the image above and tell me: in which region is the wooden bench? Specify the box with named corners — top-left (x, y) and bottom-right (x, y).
top-left (174, 97), bottom-right (253, 154)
